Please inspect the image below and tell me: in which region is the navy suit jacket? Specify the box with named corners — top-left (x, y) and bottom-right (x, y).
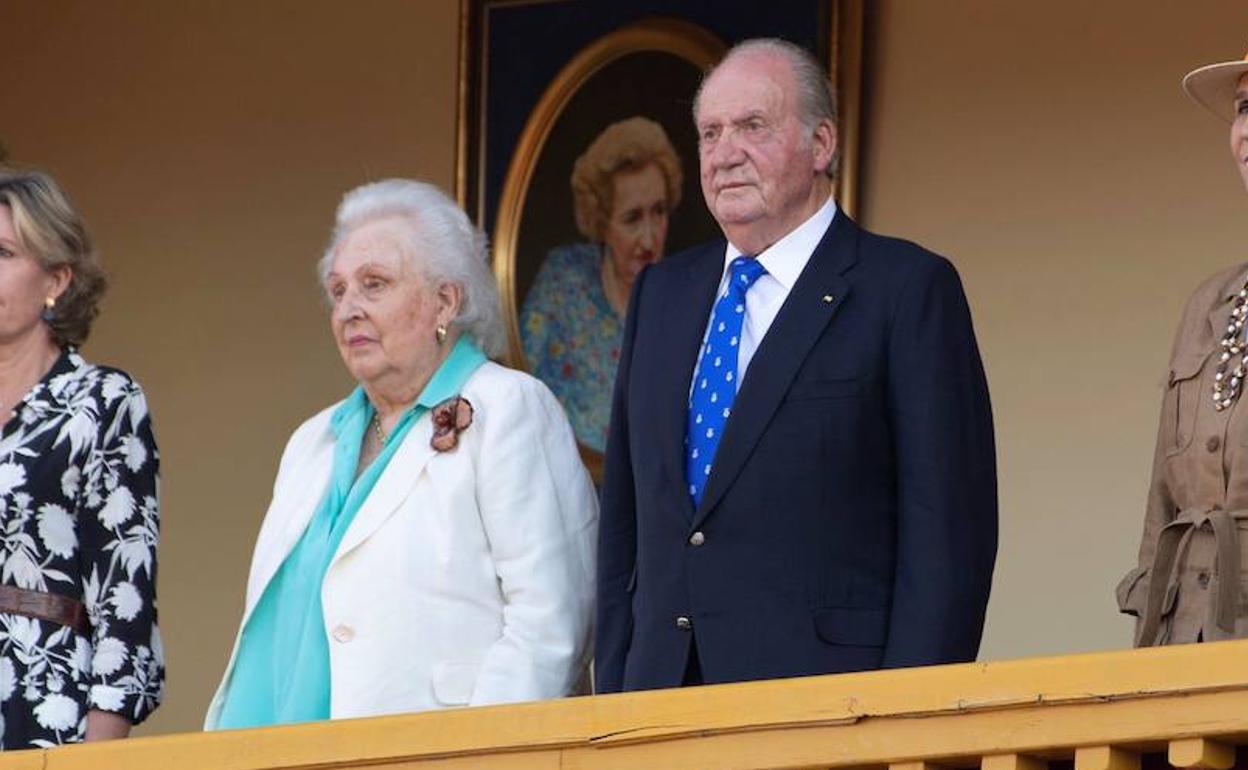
top-left (595, 213), bottom-right (998, 692)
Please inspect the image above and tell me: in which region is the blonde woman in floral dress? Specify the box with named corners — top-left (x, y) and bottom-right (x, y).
top-left (0, 169), bottom-right (163, 748)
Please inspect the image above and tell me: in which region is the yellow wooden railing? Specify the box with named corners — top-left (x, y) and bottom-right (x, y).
top-left (7, 640), bottom-right (1248, 769)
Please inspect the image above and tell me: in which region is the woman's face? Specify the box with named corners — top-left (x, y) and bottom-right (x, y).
top-left (325, 218), bottom-right (457, 390)
top-left (602, 163), bottom-right (670, 288)
top-left (1232, 73), bottom-right (1248, 192)
top-left (0, 206), bottom-right (65, 347)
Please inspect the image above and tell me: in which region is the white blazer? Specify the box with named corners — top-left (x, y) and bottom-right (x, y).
top-left (205, 362), bottom-right (597, 727)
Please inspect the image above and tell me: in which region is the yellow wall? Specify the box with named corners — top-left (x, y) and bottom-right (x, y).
top-left (0, 0), bottom-right (461, 735)
top-left (861, 2), bottom-right (1248, 661)
top-left (0, 0), bottom-right (1247, 737)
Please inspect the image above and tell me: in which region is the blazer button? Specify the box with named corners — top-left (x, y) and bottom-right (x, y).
top-left (689, 531), bottom-right (706, 546)
top-left (331, 624), bottom-right (355, 643)
top-left (1198, 571), bottom-right (1211, 588)
top-left (675, 616), bottom-right (692, 631)
top-left (1207, 436), bottom-right (1222, 452)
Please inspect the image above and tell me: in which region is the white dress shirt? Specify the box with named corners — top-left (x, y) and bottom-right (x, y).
top-left (694, 195), bottom-right (839, 393)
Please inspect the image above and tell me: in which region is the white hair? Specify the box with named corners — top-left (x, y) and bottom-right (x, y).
top-left (319, 179), bottom-right (505, 357)
top-left (695, 38), bottom-right (840, 179)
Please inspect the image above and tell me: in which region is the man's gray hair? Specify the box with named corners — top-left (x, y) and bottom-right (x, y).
top-left (319, 179), bottom-right (506, 357)
top-left (695, 38), bottom-right (840, 179)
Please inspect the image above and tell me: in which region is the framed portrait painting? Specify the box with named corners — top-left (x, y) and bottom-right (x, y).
top-left (457, 0), bottom-right (866, 479)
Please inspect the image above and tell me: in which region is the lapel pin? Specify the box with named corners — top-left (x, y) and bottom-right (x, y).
top-left (822, 295), bottom-right (834, 304)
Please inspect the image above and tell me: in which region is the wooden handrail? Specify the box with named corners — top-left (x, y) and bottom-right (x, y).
top-left (12, 639), bottom-right (1248, 769)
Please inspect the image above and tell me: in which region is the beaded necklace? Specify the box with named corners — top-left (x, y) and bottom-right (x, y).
top-left (1213, 284), bottom-right (1248, 410)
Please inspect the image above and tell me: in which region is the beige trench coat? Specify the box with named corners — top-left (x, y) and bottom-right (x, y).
top-left (1120, 262), bottom-right (1248, 645)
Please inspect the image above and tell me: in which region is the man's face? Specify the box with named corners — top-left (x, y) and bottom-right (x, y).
top-left (695, 51), bottom-right (835, 250)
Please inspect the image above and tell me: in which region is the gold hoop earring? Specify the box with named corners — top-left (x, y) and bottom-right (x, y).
top-left (436, 325), bottom-right (447, 345)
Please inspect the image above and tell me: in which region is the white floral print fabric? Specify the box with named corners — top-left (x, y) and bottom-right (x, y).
top-left (0, 351), bottom-right (162, 749)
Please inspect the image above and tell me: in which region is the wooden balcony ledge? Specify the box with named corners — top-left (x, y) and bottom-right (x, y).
top-left (8, 639), bottom-right (1248, 770)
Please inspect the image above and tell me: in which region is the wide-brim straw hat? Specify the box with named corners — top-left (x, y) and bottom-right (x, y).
top-left (1183, 50), bottom-right (1248, 122)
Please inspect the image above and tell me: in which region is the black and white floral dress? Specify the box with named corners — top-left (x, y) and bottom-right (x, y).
top-left (0, 350), bottom-right (163, 749)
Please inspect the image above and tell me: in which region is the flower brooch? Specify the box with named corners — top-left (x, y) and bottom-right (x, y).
top-left (431, 396), bottom-right (473, 452)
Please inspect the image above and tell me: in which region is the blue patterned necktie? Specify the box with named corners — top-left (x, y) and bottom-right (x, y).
top-left (685, 256), bottom-right (768, 508)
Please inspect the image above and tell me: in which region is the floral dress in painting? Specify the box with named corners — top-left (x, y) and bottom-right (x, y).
top-left (0, 350), bottom-right (163, 749)
top-left (520, 243), bottom-right (622, 453)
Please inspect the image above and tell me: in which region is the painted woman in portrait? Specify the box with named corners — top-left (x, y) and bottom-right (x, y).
top-left (520, 117), bottom-right (682, 453)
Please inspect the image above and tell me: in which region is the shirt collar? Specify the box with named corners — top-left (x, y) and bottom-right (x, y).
top-left (331, 337), bottom-right (487, 439)
top-left (1224, 269), bottom-right (1248, 302)
top-left (414, 336), bottom-right (487, 409)
top-left (724, 194), bottom-right (839, 289)
top-left (26, 348), bottom-right (82, 410)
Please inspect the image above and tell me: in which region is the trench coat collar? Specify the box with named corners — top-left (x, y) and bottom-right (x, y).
top-left (1208, 266), bottom-right (1248, 344)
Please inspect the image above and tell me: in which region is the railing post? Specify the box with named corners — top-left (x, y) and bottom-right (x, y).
top-left (984, 753), bottom-right (1048, 770)
top-left (1168, 738), bottom-right (1236, 769)
top-left (1075, 746), bottom-right (1140, 770)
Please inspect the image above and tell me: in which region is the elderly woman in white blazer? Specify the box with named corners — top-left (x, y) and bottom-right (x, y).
top-left (205, 180), bottom-right (597, 728)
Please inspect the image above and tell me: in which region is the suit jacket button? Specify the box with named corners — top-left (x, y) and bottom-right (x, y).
top-left (675, 616), bottom-right (692, 631)
top-left (1207, 436), bottom-right (1222, 452)
top-left (331, 624), bottom-right (355, 643)
top-left (689, 531), bottom-right (705, 546)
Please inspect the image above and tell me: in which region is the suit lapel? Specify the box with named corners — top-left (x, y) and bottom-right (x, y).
top-left (242, 412), bottom-right (437, 621)
top-left (245, 439), bottom-right (334, 619)
top-left (694, 215), bottom-right (859, 528)
top-left (332, 414), bottom-right (437, 562)
top-left (655, 245), bottom-right (726, 521)
top-left (1208, 273), bottom-right (1242, 345)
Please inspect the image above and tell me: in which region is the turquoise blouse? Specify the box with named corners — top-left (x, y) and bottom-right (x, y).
top-left (216, 338), bottom-right (486, 729)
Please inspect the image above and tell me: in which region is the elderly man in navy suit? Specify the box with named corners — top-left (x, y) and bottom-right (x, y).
top-left (595, 38), bottom-right (998, 692)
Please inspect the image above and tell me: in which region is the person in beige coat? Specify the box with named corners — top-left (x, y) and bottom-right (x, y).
top-left (1119, 50), bottom-right (1248, 645)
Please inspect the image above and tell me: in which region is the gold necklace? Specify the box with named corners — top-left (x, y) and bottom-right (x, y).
top-left (371, 413), bottom-right (388, 445)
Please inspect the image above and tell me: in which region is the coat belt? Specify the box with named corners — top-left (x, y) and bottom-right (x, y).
top-left (1138, 506), bottom-right (1246, 646)
top-left (0, 585), bottom-right (90, 637)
